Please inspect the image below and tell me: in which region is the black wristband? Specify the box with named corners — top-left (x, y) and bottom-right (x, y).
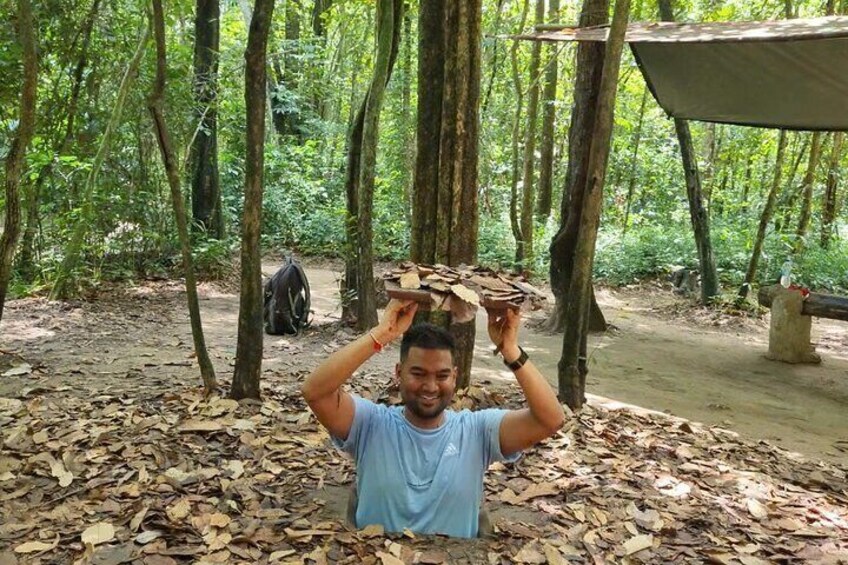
top-left (504, 347), bottom-right (528, 371)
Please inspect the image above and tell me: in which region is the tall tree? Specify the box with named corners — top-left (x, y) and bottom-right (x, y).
top-left (516, 0), bottom-right (545, 270)
top-left (341, 0), bottom-right (403, 329)
top-left (547, 0), bottom-right (608, 335)
top-left (793, 131), bottom-right (823, 252)
top-left (821, 132), bottom-right (843, 248)
top-left (231, 0), bottom-right (276, 401)
top-left (0, 0), bottom-right (37, 323)
top-left (149, 0), bottom-right (217, 395)
top-left (558, 0), bottom-right (630, 409)
top-left (657, 0), bottom-right (719, 303)
top-left (411, 0), bottom-right (482, 389)
top-left (191, 0), bottom-right (224, 238)
top-left (622, 89), bottom-right (647, 234)
top-left (536, 0), bottom-right (560, 221)
top-left (738, 131), bottom-right (788, 301)
top-left (51, 24), bottom-right (150, 299)
top-left (18, 0), bottom-right (100, 280)
top-left (508, 0), bottom-right (530, 264)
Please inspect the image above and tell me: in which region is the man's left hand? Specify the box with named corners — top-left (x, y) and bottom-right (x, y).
top-left (486, 307), bottom-right (520, 359)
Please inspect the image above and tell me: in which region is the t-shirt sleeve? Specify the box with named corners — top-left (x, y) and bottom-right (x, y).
top-left (330, 395), bottom-right (381, 460)
top-left (475, 408), bottom-right (522, 466)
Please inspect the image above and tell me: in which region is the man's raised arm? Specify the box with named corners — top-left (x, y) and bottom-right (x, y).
top-left (301, 300), bottom-right (417, 440)
top-left (488, 308), bottom-right (566, 457)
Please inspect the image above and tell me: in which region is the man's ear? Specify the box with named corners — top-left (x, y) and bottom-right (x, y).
top-left (394, 363), bottom-right (401, 384)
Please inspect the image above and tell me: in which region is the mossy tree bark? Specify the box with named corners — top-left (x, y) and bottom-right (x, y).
top-left (148, 0), bottom-right (217, 395)
top-left (342, 0), bottom-right (402, 330)
top-left (821, 132), bottom-right (843, 248)
top-left (411, 0), bottom-right (482, 389)
top-left (231, 0), bottom-right (276, 401)
top-left (0, 0), bottom-right (37, 324)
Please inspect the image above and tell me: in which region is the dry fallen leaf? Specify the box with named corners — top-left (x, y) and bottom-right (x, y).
top-left (13, 538), bottom-right (57, 554)
top-left (376, 551), bottom-right (405, 565)
top-left (746, 498), bottom-right (768, 519)
top-left (399, 272), bottom-right (421, 289)
top-left (623, 534), bottom-right (654, 555)
top-left (81, 522), bottom-right (115, 546)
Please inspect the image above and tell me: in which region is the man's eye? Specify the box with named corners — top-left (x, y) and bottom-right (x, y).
top-left (437, 374), bottom-right (450, 381)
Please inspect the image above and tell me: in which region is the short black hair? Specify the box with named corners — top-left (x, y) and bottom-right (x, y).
top-left (400, 323), bottom-right (455, 362)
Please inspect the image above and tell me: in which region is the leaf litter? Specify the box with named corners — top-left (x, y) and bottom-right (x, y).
top-left (0, 281), bottom-right (847, 563)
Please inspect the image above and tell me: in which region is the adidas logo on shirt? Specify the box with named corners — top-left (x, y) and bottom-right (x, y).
top-left (444, 443), bottom-right (459, 457)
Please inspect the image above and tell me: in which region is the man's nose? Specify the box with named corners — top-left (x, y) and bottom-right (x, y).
top-left (421, 377), bottom-right (438, 392)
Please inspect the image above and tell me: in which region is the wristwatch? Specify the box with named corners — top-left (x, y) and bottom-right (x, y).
top-left (504, 347), bottom-right (528, 371)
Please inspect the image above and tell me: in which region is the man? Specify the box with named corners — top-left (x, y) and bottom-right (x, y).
top-left (301, 299), bottom-right (565, 538)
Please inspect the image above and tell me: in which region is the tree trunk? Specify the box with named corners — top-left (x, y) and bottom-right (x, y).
top-left (508, 0), bottom-right (530, 263)
top-left (51, 22), bottom-right (150, 299)
top-left (738, 131), bottom-right (788, 301)
top-left (191, 0), bottom-right (224, 238)
top-left (658, 0), bottom-right (719, 303)
top-left (516, 0), bottom-right (545, 271)
top-left (794, 131), bottom-right (823, 253)
top-left (231, 0), bottom-right (276, 401)
top-left (535, 0), bottom-right (560, 222)
top-left (354, 0), bottom-right (402, 331)
top-left (559, 0), bottom-right (630, 410)
top-left (18, 0), bottom-right (100, 281)
top-left (411, 0), bottom-right (482, 389)
top-left (312, 0), bottom-right (332, 37)
top-left (621, 89), bottom-right (647, 234)
top-left (775, 133), bottom-right (809, 232)
top-left (342, 0), bottom-right (403, 329)
top-left (149, 0), bottom-right (217, 395)
top-left (821, 132), bottom-right (843, 248)
top-left (0, 0), bottom-right (37, 324)
top-left (547, 0), bottom-right (608, 336)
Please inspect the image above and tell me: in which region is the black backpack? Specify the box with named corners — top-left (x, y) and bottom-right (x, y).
top-left (264, 257), bottom-right (311, 335)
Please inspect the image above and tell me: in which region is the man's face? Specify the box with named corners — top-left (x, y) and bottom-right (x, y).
top-left (396, 346), bottom-right (457, 423)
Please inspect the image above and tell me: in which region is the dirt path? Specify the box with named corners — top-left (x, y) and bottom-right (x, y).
top-left (1, 260), bottom-right (846, 465)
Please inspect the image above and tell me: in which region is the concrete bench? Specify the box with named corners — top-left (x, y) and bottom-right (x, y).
top-left (758, 285), bottom-right (848, 363)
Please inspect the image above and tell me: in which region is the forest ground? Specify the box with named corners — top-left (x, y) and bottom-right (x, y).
top-left (1, 258), bottom-right (847, 563)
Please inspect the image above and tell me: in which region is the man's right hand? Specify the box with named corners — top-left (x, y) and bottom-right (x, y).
top-left (372, 299), bottom-right (418, 345)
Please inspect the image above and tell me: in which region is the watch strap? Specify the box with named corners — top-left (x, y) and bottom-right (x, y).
top-left (504, 347), bottom-right (528, 371)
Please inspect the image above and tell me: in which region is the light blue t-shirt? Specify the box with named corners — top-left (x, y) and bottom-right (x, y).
top-left (332, 395), bottom-right (519, 538)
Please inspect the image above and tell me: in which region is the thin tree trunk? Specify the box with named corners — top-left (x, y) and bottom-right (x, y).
top-left (481, 0), bottom-right (507, 118)
top-left (508, 0), bottom-right (530, 262)
top-left (535, 0), bottom-right (560, 222)
top-left (794, 131), bottom-right (824, 253)
top-left (621, 88), bottom-right (647, 234)
top-left (775, 133), bottom-right (809, 232)
top-left (354, 0), bottom-right (402, 330)
top-left (51, 23), bottom-right (150, 299)
top-left (658, 0), bottom-right (719, 303)
top-left (547, 0), bottom-right (608, 336)
top-left (149, 0), bottom-right (217, 395)
top-left (559, 0), bottom-right (630, 410)
top-left (231, 0), bottom-right (276, 401)
top-left (18, 0), bottom-right (99, 280)
top-left (821, 132), bottom-right (843, 248)
top-left (738, 131), bottom-right (788, 301)
top-left (0, 0), bottom-right (37, 323)
top-left (191, 0), bottom-right (224, 238)
top-left (516, 0), bottom-right (545, 270)
top-left (342, 0), bottom-right (402, 328)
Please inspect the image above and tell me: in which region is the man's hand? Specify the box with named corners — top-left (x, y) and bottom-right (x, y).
top-left (486, 307), bottom-right (521, 361)
top-left (373, 299), bottom-right (418, 344)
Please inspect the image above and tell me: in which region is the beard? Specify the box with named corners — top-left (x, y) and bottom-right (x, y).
top-left (402, 391), bottom-right (452, 421)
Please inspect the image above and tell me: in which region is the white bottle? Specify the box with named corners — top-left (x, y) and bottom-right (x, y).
top-left (780, 259), bottom-right (792, 288)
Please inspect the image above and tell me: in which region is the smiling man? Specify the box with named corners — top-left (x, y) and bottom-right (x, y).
top-left (301, 299), bottom-right (565, 538)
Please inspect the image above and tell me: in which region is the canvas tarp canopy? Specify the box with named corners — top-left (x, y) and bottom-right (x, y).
top-left (520, 16), bottom-right (848, 131)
